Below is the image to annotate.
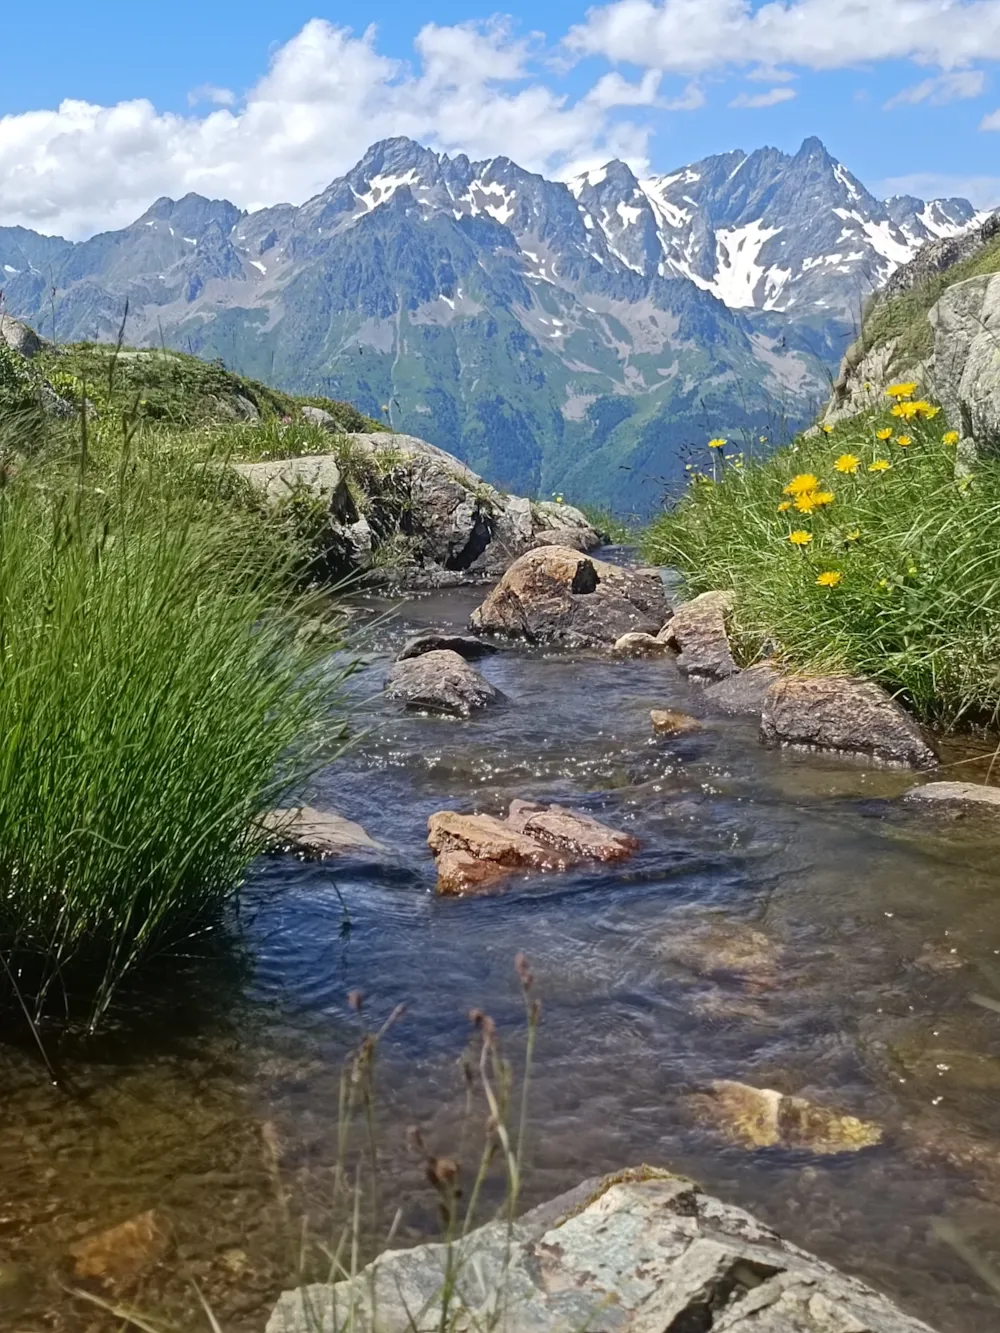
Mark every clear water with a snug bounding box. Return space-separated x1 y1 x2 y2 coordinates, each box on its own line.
3 585 1000 1331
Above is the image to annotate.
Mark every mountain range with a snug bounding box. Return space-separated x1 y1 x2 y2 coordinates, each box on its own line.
0 136 986 511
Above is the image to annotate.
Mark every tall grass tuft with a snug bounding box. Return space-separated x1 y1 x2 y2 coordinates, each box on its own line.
0 447 348 1031
643 397 1000 729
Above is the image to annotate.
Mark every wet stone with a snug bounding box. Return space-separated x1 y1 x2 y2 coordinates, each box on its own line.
384 649 505 717
262 806 384 859
703 662 782 716
692 1080 883 1154
396 632 498 662
660 590 738 679
69 1210 170 1290
612 631 669 657
650 708 701 736
904 781 1000 811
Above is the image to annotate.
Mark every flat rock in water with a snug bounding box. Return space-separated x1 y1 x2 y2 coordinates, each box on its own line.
904 781 1000 810
267 1168 935 1333
470 546 670 647
613 631 669 656
703 662 782 715
262 806 384 859
396 632 497 662
692 1079 883 1154
650 708 701 735
384 649 504 717
660 590 737 679
427 800 636 894
760 675 937 768
69 1211 169 1290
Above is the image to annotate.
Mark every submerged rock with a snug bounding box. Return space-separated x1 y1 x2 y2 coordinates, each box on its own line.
427 800 637 895
703 662 782 715
396 632 498 662
470 546 670 647
660 590 737 679
650 708 701 736
903 780 1000 810
262 806 384 859
760 675 936 768
69 1210 169 1290
385 649 504 718
693 1080 883 1154
267 1168 935 1333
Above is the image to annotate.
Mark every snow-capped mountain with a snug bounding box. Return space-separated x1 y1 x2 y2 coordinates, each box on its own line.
0 136 986 511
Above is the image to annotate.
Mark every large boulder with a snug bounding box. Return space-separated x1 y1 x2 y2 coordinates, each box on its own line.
660 590 737 679
0 313 45 359
396 632 497 662
903 780 1000 811
427 799 637 894
703 662 782 715
384 649 504 718
470 546 670 647
760 675 937 768
929 271 1000 442
267 1169 937 1333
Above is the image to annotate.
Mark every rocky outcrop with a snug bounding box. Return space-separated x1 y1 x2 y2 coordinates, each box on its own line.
262 806 385 859
760 675 936 768
267 1169 936 1333
427 799 638 894
929 272 1000 442
470 546 670 647
660 590 737 679
234 435 599 586
384 650 504 717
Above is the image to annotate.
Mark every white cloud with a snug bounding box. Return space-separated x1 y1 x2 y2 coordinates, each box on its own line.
877 171 1000 208
567 0 1000 73
0 19 661 239
729 86 797 108
981 108 1000 128
187 84 237 108
884 69 986 107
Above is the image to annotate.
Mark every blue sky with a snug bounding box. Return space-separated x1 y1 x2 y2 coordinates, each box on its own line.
1 0 998 238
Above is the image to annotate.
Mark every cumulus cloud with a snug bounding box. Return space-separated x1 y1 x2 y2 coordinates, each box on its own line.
567 0 1000 72
187 84 237 108
981 107 1000 128
884 69 986 108
729 86 797 108
0 19 673 239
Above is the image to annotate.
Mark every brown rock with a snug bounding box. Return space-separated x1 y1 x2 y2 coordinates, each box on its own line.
469 546 670 647
427 801 637 895
702 662 782 715
613 631 669 656
760 675 937 767
693 1080 882 1154
650 709 701 735
903 780 1000 809
262 806 384 859
384 649 504 717
508 799 638 861
69 1211 169 1289
396 632 497 662
659 590 737 679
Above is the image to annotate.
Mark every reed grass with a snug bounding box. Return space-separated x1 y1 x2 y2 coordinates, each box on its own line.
642 397 1000 728
0 441 349 1030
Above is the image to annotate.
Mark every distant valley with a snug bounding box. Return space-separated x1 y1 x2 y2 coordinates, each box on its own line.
0 136 986 512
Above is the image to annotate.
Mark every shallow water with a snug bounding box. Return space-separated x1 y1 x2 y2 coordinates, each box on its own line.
4 583 1000 1331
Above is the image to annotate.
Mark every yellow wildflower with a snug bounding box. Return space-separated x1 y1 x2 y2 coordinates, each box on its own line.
878 578 891 590
708 437 726 449
783 472 820 495
777 500 792 512
821 422 835 433
816 570 842 587
895 435 912 447
886 382 917 399
891 401 917 419
845 528 861 542
834 453 860 474
812 491 835 507
875 428 892 441
907 565 918 577
788 530 813 545
869 459 891 472
794 492 818 514
943 430 959 445
918 403 939 418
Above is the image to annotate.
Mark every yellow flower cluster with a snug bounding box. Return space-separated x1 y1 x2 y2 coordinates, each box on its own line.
885 382 917 399
943 430 959 446
781 472 833 514
890 399 939 421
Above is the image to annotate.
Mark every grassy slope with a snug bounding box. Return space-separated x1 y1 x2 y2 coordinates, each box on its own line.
643 402 1000 728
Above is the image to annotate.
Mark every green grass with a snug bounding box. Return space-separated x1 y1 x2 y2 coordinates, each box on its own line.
642 403 1000 729
0 440 349 1031
850 231 1000 376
